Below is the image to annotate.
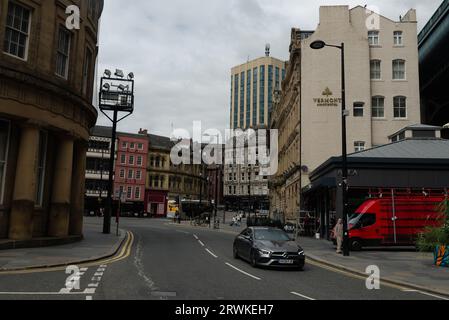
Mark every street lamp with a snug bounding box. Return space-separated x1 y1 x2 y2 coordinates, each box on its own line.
99 69 135 234
310 40 350 256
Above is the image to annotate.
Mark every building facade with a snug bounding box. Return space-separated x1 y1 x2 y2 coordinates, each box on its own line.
85 126 112 215
270 29 312 222
145 133 172 217
0 0 103 241
230 51 287 130
223 138 270 213
114 132 149 214
269 5 422 223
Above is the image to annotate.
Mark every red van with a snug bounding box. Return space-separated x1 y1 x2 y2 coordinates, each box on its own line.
347 194 445 250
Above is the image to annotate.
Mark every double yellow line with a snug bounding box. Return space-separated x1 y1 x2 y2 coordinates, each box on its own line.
0 231 134 275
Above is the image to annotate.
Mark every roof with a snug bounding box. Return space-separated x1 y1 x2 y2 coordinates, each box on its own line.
311 138 449 180
90 125 112 138
388 123 442 138
351 139 449 159
149 134 174 150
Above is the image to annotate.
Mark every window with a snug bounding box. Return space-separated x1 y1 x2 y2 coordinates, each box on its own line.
228 186 232 195
138 143 143 150
129 155 134 165
120 154 126 164
136 170 142 180
55 27 71 78
240 72 245 128
370 60 381 80
135 187 141 200
354 141 365 153
368 31 379 45
260 65 266 124
119 186 124 196
119 169 125 179
353 102 364 117
246 69 251 128
127 170 133 179
393 60 405 80
394 31 403 46
122 142 127 149
137 156 143 166
127 186 132 199
130 142 135 149
0 122 9 204
253 68 258 126
82 48 93 96
393 96 407 118
372 96 385 118
4 2 31 59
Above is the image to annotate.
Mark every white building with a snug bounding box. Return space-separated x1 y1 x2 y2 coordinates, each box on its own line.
300 5 421 188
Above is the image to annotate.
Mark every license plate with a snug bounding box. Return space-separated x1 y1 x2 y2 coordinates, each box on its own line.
279 259 294 265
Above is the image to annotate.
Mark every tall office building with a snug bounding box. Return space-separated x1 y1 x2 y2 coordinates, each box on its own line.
230 48 287 130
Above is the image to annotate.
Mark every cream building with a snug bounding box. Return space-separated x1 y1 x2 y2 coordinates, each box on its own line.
270 5 422 221
230 50 287 129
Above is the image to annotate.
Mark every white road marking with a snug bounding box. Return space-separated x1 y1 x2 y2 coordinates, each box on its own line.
86 296 93 300
88 283 99 288
193 235 199 240
94 272 104 276
225 263 261 281
198 240 205 247
402 289 449 300
291 291 316 301
205 249 218 258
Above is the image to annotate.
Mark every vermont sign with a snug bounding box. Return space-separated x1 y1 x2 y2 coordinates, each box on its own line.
313 87 342 107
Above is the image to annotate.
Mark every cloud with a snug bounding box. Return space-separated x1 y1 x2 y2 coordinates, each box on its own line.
96 0 442 138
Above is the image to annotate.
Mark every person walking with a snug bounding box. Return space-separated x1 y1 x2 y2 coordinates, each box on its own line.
334 219 344 254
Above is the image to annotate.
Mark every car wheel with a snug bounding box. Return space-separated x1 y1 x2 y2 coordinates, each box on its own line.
350 239 363 251
250 250 258 268
233 246 239 259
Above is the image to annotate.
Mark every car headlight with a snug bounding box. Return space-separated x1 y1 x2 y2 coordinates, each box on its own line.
258 249 271 256
298 250 305 256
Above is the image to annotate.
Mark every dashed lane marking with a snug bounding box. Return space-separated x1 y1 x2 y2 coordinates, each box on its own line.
198 240 205 247
205 249 218 259
291 291 316 301
225 263 261 281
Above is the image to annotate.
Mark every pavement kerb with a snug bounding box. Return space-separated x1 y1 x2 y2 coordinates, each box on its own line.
169 221 449 299
0 228 128 273
305 252 449 299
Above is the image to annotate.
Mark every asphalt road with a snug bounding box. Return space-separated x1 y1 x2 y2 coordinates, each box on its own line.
0 218 446 301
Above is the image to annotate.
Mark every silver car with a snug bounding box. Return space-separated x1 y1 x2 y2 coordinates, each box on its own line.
233 227 305 270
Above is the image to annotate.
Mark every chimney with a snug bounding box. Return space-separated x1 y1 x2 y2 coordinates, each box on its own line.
139 128 148 135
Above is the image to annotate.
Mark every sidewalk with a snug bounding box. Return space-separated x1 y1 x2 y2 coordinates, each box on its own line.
0 217 126 271
299 237 449 297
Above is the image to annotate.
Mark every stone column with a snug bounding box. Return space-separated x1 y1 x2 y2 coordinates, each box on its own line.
48 136 74 237
8 125 40 241
69 140 87 236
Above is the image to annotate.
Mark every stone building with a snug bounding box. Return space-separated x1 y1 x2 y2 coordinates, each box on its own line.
270 29 312 222
270 5 422 222
0 0 103 242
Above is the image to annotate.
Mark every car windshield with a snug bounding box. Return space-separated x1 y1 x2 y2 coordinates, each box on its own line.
254 229 290 241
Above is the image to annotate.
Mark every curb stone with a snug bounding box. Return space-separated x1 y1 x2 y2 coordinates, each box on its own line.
0 229 128 273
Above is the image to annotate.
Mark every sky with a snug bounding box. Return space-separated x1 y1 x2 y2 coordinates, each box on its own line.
96 0 443 139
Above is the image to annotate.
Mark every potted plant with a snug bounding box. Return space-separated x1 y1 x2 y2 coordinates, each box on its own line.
417 199 449 267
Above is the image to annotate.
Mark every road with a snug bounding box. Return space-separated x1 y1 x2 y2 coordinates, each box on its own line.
0 218 446 301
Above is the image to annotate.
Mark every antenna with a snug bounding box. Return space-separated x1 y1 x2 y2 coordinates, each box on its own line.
265 43 270 57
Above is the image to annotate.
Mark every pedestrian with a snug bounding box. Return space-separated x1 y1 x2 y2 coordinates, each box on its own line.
176 210 181 224
334 218 344 254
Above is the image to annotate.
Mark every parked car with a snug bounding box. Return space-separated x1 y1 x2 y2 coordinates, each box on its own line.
346 195 445 251
233 227 305 270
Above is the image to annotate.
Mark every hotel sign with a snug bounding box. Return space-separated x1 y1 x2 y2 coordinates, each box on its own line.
313 87 342 107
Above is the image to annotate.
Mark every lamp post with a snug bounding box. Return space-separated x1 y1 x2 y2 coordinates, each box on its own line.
99 69 135 234
310 40 350 256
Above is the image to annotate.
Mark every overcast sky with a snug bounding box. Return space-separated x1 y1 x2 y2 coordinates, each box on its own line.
96 0 443 139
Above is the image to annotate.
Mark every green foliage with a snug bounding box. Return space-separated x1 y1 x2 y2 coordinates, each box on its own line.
417 199 449 252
